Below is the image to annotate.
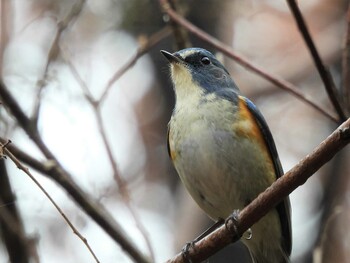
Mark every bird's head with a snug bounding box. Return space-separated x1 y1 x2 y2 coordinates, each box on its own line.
161 48 238 97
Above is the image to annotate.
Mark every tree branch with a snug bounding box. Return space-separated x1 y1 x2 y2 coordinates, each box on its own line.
0 159 34 263
32 0 86 124
99 26 171 104
0 82 150 263
158 0 339 123
286 0 347 122
342 2 350 115
63 50 155 261
166 118 350 263
1 141 100 263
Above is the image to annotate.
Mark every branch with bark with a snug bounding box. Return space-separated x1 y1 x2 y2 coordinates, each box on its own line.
166 118 350 263
158 0 340 123
0 80 151 263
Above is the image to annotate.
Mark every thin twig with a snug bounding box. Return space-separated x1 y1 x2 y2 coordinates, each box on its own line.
64 52 155 261
158 0 339 123
166 118 350 263
94 108 155 261
342 2 350 116
0 82 150 263
33 0 86 124
1 141 100 263
167 0 190 50
98 26 171 104
286 0 347 122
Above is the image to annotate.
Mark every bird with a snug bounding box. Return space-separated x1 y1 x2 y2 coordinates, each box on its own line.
161 48 292 263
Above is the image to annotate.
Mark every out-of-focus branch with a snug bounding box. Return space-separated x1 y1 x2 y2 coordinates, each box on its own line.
167 0 190 50
95 108 155 261
1 141 100 263
286 0 347 122
33 0 86 124
64 50 156 260
99 26 171 104
342 2 350 115
0 82 150 263
0 80 57 161
0 158 34 263
63 27 174 258
43 0 86 65
158 0 339 123
166 118 350 263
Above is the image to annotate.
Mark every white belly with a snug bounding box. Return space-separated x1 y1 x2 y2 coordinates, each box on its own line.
171 125 273 219
169 105 286 262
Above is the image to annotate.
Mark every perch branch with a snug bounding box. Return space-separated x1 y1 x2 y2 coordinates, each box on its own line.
166 118 350 262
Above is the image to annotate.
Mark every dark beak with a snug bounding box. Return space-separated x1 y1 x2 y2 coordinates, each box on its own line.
160 50 183 64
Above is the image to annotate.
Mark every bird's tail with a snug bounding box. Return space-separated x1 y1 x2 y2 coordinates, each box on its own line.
249 248 290 263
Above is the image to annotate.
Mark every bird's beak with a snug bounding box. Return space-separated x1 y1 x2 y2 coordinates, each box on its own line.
160 50 184 64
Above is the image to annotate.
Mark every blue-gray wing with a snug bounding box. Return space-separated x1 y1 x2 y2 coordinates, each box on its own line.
243 96 292 256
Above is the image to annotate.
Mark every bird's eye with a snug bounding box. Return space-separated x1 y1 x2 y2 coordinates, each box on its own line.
201 57 211 65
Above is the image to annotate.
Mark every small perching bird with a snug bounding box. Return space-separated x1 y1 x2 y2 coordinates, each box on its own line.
161 48 292 263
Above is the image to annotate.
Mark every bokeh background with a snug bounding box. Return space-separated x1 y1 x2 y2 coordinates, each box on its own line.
0 0 349 262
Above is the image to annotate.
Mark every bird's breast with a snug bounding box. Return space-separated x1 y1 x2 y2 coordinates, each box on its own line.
169 98 275 220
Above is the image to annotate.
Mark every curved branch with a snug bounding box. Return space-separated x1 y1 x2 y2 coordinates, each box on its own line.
1 142 100 263
166 118 350 262
0 82 150 263
158 0 339 123
286 0 347 122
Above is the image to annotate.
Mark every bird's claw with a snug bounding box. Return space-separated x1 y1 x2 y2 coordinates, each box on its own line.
181 241 195 263
225 210 253 241
225 209 241 241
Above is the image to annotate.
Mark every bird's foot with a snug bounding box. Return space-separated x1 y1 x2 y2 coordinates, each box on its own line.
225 209 242 241
181 241 195 263
225 210 253 241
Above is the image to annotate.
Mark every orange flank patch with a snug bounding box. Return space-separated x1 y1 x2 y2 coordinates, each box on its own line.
233 97 277 183
234 97 271 160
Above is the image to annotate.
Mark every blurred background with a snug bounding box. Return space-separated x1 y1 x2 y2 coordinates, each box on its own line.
0 0 349 262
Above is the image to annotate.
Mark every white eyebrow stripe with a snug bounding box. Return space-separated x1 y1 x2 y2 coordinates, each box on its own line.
179 49 197 59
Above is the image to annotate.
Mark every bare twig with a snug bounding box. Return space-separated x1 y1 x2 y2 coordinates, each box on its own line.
1 141 100 263
32 0 86 124
167 0 190 50
158 0 339 123
286 0 347 122
0 157 34 263
94 108 155 261
63 50 155 261
342 2 350 115
98 26 171 104
0 82 150 263
166 118 350 263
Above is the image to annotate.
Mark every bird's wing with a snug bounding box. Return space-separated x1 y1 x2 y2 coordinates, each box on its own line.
240 95 292 256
